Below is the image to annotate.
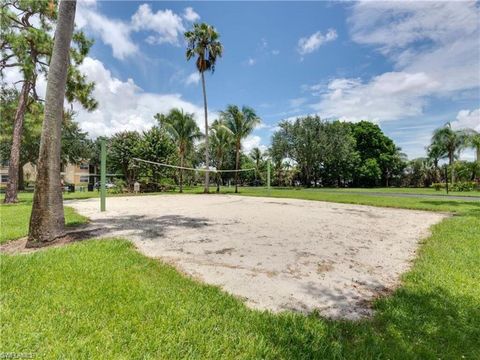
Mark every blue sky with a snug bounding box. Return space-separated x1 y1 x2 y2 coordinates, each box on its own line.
67 1 480 159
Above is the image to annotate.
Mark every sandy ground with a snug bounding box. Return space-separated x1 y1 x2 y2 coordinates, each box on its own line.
67 194 446 319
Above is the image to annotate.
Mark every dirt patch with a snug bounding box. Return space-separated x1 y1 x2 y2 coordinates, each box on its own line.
0 227 104 255
317 260 335 274
64 194 447 319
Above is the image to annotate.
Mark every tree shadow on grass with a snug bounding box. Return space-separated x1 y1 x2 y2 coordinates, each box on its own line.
419 200 480 216
252 286 480 359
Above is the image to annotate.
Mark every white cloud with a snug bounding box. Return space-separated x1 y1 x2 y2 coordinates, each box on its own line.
185 72 200 86
246 58 256 66
255 122 269 130
2 64 48 100
349 1 480 95
350 1 478 55
183 7 200 22
312 72 439 122
297 29 337 55
242 135 267 153
73 58 212 137
76 3 137 60
451 108 480 132
131 4 185 45
311 1 479 123
76 2 196 59
271 49 280 56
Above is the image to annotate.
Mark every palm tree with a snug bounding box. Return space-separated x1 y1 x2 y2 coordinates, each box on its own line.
427 142 444 183
162 109 201 193
185 23 223 193
466 130 480 180
467 130 480 164
210 121 233 192
250 147 263 184
221 105 260 193
28 0 77 246
431 122 467 184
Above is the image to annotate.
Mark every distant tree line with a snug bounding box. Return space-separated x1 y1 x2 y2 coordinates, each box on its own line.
4 97 478 193
270 117 406 187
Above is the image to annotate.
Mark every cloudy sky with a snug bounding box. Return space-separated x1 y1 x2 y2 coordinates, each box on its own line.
9 0 480 158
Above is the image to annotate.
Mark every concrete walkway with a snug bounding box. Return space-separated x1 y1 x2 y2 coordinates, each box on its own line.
322 191 480 202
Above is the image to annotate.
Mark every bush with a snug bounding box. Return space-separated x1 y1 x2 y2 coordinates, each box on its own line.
451 181 476 192
138 178 176 193
432 183 445 191
108 179 127 194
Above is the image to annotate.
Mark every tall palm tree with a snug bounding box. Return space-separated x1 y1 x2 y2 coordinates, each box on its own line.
162 109 201 193
185 23 223 193
250 147 263 184
427 142 444 183
467 130 480 164
431 122 467 184
221 105 260 193
466 130 480 180
210 121 233 192
28 0 77 246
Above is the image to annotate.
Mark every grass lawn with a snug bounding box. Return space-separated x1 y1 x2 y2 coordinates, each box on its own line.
1 189 479 358
0 203 87 245
303 186 480 197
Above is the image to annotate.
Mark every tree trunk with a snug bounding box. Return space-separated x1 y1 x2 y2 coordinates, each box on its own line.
216 158 222 193
28 0 76 246
234 141 240 193
449 152 455 184
4 81 30 203
179 153 184 193
201 71 209 193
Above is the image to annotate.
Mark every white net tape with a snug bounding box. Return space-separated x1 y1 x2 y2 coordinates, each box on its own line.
132 158 255 173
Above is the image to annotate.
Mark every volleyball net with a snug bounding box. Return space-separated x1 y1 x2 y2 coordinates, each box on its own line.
132 158 256 174
131 157 258 192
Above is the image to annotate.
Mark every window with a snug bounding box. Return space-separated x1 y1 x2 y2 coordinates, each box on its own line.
79 163 89 170
79 176 89 183
1 175 9 183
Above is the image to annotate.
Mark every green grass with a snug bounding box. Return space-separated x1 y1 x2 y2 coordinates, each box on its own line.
0 203 87 245
1 188 479 358
302 186 480 197
182 185 480 197
230 187 480 215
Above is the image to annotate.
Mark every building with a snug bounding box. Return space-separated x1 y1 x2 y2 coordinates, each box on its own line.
0 165 9 185
0 161 99 189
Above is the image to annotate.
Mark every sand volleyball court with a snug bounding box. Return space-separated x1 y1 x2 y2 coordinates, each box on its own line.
68 194 446 319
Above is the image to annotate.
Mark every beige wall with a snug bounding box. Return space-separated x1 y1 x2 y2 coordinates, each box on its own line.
0 165 8 184
23 163 37 184
64 163 91 184
0 162 94 185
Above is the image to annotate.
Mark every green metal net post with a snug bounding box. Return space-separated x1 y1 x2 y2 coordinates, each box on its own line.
100 139 106 212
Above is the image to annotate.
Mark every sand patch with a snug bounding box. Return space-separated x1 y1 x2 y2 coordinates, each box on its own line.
67 194 446 319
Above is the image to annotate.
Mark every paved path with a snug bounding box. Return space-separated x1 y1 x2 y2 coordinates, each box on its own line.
322 191 480 202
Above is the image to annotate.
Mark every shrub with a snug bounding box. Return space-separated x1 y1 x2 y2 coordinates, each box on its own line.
108 179 127 194
451 181 476 192
432 183 445 191
138 178 176 193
